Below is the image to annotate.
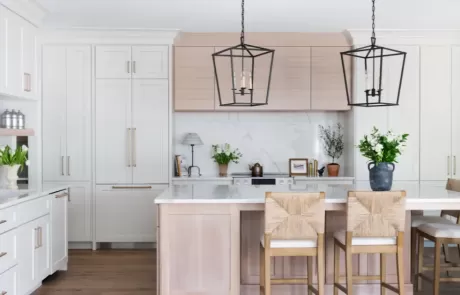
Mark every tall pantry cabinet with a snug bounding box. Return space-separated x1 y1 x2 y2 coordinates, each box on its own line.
42 45 92 243
95 45 169 243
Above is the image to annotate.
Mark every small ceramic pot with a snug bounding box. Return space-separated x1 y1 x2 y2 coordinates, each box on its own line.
368 162 395 191
327 163 340 177
219 164 229 177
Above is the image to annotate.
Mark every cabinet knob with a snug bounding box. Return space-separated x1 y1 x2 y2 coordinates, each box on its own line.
0 252 7 258
0 220 6 225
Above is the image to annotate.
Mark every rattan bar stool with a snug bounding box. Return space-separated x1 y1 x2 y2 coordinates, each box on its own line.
260 191 326 295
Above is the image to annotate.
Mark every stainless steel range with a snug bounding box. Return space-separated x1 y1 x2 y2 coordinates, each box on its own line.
232 173 294 185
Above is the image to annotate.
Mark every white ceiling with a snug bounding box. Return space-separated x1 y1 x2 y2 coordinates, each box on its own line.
35 0 460 32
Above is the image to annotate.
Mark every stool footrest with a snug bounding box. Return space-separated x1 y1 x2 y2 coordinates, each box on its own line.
381 282 399 293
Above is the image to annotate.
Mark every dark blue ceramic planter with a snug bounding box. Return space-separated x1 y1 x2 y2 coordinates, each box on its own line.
368 162 395 191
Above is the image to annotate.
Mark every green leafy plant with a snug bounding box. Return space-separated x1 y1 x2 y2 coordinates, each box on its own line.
319 123 344 164
357 127 408 164
0 145 29 171
211 143 242 165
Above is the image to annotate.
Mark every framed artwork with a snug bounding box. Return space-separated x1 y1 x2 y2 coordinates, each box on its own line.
289 158 309 176
175 155 188 176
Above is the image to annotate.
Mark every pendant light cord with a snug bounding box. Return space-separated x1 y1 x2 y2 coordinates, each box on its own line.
240 0 245 44
371 0 376 45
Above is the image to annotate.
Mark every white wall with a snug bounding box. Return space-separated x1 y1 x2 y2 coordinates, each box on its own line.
174 112 348 176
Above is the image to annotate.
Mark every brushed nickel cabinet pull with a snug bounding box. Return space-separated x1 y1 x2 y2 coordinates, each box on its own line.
0 252 7 258
34 228 39 249
448 156 451 175
0 220 6 225
29 73 32 92
455 156 457 175
132 128 137 167
55 192 68 198
127 128 132 167
127 61 130 73
67 156 70 176
23 73 27 91
133 61 136 73
39 227 42 248
61 156 65 176
111 186 152 190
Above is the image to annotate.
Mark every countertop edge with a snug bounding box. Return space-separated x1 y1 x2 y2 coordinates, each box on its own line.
0 185 69 209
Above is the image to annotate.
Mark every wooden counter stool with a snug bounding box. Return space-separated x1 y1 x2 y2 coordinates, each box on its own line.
333 191 406 295
260 192 326 295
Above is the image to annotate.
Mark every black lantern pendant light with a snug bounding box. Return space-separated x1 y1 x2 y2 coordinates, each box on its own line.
340 0 407 107
212 0 275 107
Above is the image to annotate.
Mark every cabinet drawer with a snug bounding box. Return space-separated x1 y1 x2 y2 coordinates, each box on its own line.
0 229 17 274
0 206 17 235
17 196 50 225
0 265 17 295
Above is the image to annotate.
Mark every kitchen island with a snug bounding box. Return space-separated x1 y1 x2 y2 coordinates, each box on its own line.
156 183 460 295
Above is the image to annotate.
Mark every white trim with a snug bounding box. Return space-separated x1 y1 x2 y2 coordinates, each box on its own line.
347 29 460 45
0 0 47 27
40 28 180 45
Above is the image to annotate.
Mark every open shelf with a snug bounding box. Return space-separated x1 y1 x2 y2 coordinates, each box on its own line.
0 128 35 136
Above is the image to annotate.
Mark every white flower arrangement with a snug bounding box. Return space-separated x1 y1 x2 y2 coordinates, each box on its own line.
357 127 408 164
211 143 242 165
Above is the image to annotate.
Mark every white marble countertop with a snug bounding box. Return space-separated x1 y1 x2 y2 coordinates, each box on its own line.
293 176 355 181
0 185 68 209
155 183 460 210
172 176 233 181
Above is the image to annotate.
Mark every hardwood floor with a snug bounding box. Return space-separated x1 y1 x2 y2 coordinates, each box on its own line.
33 249 460 295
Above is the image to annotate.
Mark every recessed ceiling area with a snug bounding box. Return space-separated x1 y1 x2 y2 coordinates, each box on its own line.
36 0 460 32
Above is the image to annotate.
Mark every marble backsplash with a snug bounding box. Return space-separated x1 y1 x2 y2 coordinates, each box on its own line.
173 112 348 176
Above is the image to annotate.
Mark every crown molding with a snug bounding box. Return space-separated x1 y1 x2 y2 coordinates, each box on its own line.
0 0 47 27
346 29 460 45
40 27 181 45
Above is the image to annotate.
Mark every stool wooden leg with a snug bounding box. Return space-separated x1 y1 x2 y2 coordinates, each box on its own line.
333 242 339 295
307 257 313 295
345 247 353 295
380 253 386 295
411 228 416 280
396 241 405 295
417 234 424 292
433 240 441 295
260 244 264 294
317 235 325 295
264 251 271 295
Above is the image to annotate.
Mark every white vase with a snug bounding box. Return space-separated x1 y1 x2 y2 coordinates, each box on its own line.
6 165 20 190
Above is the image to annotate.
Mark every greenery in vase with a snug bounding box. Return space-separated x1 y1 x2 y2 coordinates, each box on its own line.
357 127 408 164
0 145 29 171
318 123 344 164
211 143 242 165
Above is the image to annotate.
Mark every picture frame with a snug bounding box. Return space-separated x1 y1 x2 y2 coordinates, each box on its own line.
175 155 188 177
289 158 309 176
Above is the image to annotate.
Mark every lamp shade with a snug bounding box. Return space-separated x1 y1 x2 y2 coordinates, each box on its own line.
182 133 203 145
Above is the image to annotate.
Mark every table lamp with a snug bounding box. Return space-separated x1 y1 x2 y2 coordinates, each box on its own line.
182 133 203 177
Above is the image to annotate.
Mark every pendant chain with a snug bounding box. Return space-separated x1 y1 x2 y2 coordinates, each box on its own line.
371 0 376 44
240 0 245 44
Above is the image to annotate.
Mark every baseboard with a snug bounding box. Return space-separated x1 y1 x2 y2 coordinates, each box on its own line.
241 283 414 295
69 242 93 249
97 242 157 249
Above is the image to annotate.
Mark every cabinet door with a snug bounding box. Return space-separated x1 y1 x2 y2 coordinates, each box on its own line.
42 46 67 182
0 266 18 295
21 21 37 99
132 46 168 79
420 46 452 180
174 47 215 110
43 182 92 242
96 185 166 242
3 8 22 96
95 79 132 184
132 79 169 184
51 191 68 273
17 220 39 295
452 47 460 178
311 47 351 110
35 215 50 281
95 46 131 79
66 46 91 181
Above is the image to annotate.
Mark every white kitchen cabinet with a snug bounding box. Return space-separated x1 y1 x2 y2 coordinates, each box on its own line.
132 46 168 79
51 191 68 272
420 46 452 181
132 79 169 184
43 45 91 182
35 214 51 281
95 184 166 242
3 6 22 96
451 46 460 179
0 266 18 295
20 20 37 99
354 45 420 181
0 228 17 274
44 182 91 242
96 46 131 79
95 79 132 184
17 219 39 295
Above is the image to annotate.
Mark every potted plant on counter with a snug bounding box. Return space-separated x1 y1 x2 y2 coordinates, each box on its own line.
319 123 344 177
211 143 242 177
357 127 408 191
0 145 29 189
